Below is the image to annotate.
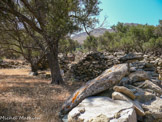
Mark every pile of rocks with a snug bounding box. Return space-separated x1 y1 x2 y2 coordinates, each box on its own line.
143 54 162 80
0 59 26 69
61 53 162 122
66 52 120 82
66 52 162 82
59 57 70 73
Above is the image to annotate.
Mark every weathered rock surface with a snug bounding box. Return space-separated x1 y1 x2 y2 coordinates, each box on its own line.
138 80 162 96
113 86 136 100
126 85 156 103
61 52 162 122
67 52 116 82
112 92 145 116
119 53 143 63
67 97 136 122
60 63 129 116
129 71 150 83
141 97 162 122
64 52 161 82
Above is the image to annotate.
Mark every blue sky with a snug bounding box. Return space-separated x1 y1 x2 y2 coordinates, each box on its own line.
98 0 162 28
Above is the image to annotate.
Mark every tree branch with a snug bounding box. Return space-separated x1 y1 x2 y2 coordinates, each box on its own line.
0 6 42 34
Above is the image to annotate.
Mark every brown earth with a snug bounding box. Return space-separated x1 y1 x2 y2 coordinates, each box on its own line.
0 68 84 122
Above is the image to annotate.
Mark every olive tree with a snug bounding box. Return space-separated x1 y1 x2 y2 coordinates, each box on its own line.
0 0 101 84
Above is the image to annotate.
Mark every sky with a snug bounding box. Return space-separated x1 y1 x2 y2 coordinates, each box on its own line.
98 0 162 28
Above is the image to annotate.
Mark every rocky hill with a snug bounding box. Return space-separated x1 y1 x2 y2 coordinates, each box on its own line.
71 28 114 44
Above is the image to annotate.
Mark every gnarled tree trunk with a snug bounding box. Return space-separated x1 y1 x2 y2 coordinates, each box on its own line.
47 40 64 85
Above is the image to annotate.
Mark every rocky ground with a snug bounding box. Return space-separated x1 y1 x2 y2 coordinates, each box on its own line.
65 52 162 82
61 53 162 122
0 52 161 122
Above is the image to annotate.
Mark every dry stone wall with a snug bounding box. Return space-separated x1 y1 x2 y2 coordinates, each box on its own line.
65 52 162 82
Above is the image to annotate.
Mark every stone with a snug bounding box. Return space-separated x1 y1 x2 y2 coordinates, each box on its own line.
129 71 150 83
119 77 130 86
110 108 137 122
94 88 114 98
112 92 145 116
29 71 38 76
119 53 143 63
60 63 129 116
150 79 161 87
126 85 156 103
89 114 110 122
143 67 155 71
144 63 154 68
67 97 136 122
113 86 136 100
132 81 145 87
151 72 159 77
138 80 162 97
159 72 162 80
141 97 162 122
67 52 115 82
158 59 162 66
130 67 137 72
78 108 85 113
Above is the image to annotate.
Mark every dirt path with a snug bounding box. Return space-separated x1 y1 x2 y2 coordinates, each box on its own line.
0 68 82 122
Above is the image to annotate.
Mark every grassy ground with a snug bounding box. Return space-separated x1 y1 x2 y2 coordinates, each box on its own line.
0 68 83 122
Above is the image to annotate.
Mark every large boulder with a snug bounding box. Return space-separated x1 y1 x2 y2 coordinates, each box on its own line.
67 97 137 122
60 63 129 116
112 92 145 116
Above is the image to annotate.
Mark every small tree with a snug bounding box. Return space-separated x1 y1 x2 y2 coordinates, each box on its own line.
0 15 45 74
97 31 114 51
59 38 79 56
119 36 134 53
83 36 98 52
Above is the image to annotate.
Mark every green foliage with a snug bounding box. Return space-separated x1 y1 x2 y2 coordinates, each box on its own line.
83 21 162 55
119 36 134 53
59 38 79 54
83 36 98 51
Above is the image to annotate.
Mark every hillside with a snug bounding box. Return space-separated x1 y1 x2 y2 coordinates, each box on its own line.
71 28 114 44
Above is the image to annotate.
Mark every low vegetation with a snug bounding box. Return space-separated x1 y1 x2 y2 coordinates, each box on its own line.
83 21 162 55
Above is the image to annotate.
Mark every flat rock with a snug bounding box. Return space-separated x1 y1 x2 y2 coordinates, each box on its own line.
110 108 137 122
142 97 162 122
129 71 150 83
144 63 154 68
113 86 136 100
119 53 143 63
112 92 145 116
125 85 156 103
130 67 137 72
119 77 129 86
68 96 136 122
138 80 162 96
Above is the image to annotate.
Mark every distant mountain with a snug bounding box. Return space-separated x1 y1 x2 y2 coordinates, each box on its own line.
71 23 140 44
72 28 114 44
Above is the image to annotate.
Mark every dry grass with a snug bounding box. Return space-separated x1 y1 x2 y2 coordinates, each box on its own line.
0 68 84 122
